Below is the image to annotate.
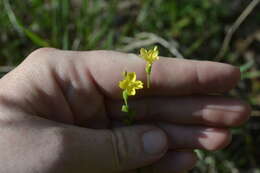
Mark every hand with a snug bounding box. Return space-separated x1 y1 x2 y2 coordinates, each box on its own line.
0 48 250 173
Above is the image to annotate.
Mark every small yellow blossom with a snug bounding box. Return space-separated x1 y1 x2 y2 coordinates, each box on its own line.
119 71 143 125
119 72 143 96
140 46 159 65
139 46 160 88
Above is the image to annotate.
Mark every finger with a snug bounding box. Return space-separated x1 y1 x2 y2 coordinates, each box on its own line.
111 121 231 151
140 151 197 173
153 151 197 173
0 108 167 173
83 50 240 98
158 123 232 151
61 124 168 172
107 96 251 127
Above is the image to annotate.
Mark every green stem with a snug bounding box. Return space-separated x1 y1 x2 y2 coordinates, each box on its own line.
122 90 135 125
123 90 128 107
146 64 152 89
147 72 150 88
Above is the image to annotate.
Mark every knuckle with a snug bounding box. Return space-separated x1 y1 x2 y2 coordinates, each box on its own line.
27 47 57 61
111 131 126 170
110 129 127 171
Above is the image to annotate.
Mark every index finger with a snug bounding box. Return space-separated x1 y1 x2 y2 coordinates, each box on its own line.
83 51 240 98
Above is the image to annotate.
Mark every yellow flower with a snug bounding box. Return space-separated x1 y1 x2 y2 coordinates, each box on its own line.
140 46 159 65
119 72 143 96
139 46 160 88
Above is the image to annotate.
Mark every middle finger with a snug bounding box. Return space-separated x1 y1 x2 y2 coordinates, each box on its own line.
107 96 250 127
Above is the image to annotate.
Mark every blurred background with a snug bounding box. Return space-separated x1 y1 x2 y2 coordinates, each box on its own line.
0 0 259 172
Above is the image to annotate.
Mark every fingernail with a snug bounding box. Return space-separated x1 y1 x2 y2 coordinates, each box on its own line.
142 130 167 155
206 102 249 112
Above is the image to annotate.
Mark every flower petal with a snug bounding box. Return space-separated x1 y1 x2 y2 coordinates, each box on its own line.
119 71 143 96
140 48 147 57
127 88 136 96
152 51 159 59
128 72 136 82
119 80 128 89
134 81 143 89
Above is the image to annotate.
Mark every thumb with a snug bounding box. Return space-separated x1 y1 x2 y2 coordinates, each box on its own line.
61 125 168 173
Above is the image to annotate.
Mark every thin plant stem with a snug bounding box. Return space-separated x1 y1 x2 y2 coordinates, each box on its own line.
123 90 128 107
147 72 150 88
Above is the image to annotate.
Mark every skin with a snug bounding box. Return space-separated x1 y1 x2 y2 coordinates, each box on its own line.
0 48 251 173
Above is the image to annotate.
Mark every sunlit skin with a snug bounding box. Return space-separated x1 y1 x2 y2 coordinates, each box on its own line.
0 48 251 173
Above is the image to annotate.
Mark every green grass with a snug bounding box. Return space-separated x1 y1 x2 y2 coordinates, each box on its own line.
1 0 260 172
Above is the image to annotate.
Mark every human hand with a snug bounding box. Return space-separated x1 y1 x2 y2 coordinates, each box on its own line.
0 48 250 173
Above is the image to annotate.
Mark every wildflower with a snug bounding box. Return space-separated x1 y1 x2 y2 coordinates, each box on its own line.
140 46 159 88
119 72 143 96
140 46 159 64
118 71 143 125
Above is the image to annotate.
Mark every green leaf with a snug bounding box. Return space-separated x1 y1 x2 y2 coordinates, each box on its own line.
194 149 204 160
240 61 254 73
23 28 50 47
242 71 260 79
3 0 49 47
121 105 129 113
